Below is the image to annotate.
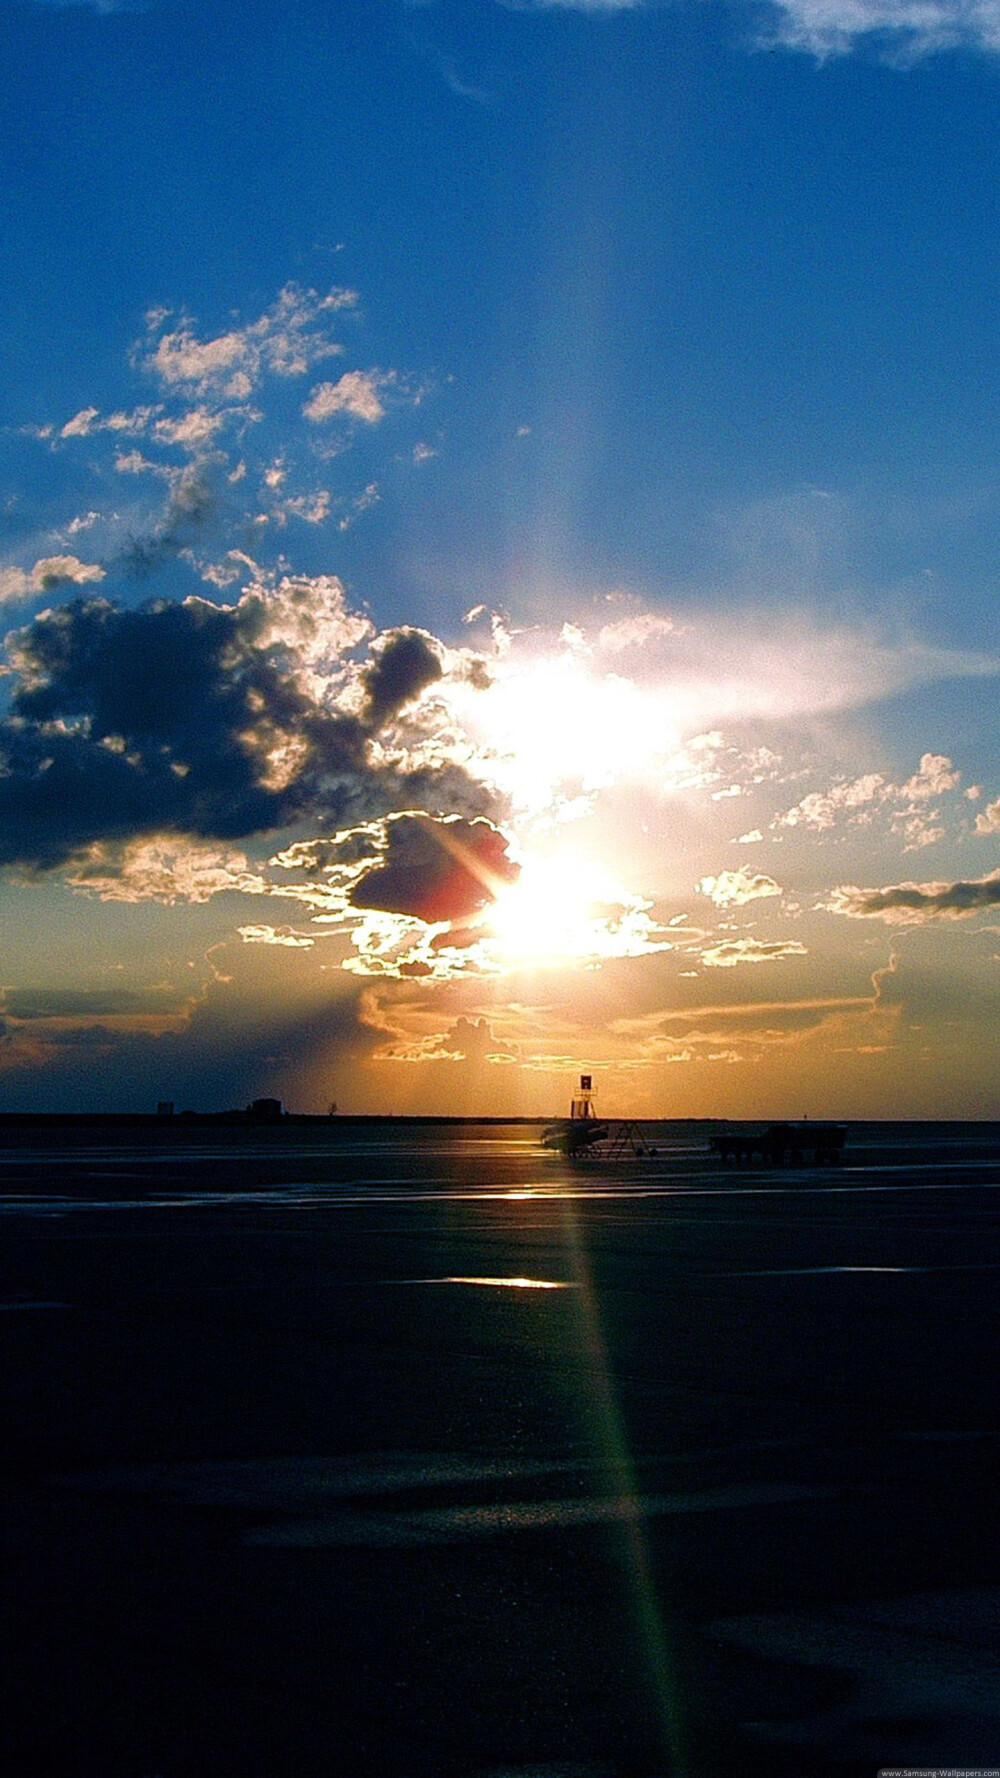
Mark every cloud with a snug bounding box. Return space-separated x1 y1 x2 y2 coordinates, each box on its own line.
699 938 809 967
902 752 961 800
61 407 101 437
757 0 1000 59
237 924 315 949
0 579 496 872
60 405 164 443
374 1011 519 1066
145 285 356 402
827 869 1000 922
3 987 189 1020
117 454 239 576
597 611 677 652
279 491 331 525
303 370 386 424
270 829 381 874
777 772 888 831
64 839 269 904
114 449 162 477
620 993 869 1037
444 601 996 822
0 555 105 605
361 627 444 730
29 282 414 593
496 0 644 10
775 754 967 848
0 946 395 1113
974 796 1000 834
697 868 782 907
337 482 380 532
349 814 519 924
502 0 1000 49
446 1016 518 1060
152 408 227 448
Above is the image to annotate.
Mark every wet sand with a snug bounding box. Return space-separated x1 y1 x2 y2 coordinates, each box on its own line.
2 1121 1000 1776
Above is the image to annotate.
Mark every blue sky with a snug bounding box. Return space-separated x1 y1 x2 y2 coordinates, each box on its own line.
1 0 998 1113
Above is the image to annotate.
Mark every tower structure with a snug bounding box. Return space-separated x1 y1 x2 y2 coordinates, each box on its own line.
570 1073 595 1121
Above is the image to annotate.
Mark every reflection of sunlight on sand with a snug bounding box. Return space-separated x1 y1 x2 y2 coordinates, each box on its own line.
437 1275 570 1289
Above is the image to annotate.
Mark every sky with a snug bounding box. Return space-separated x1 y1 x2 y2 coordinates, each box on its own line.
1 0 999 1117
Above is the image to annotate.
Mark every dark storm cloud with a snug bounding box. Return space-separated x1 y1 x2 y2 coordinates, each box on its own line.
831 871 1000 920
361 627 443 730
392 759 506 820
445 1017 517 1062
350 814 519 924
0 972 388 1113
4 987 188 1018
0 594 494 870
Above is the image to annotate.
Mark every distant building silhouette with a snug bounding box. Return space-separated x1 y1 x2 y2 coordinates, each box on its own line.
247 1097 284 1121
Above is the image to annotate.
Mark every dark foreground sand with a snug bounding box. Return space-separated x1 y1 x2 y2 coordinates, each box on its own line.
2 1121 1000 1777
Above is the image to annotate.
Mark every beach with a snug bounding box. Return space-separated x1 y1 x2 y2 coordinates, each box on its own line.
3 1120 1000 1776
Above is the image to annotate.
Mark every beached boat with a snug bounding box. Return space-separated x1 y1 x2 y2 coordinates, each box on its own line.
541 1115 610 1156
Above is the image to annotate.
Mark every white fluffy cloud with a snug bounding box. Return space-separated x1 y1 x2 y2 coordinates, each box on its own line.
146 284 356 401
759 0 1000 58
774 754 967 848
696 868 782 907
65 841 270 904
902 752 962 800
303 371 386 424
502 0 1000 56
777 772 888 831
499 0 1000 55
27 279 418 594
0 555 105 604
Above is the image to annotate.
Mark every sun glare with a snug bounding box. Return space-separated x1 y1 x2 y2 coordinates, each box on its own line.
448 649 681 816
485 852 665 967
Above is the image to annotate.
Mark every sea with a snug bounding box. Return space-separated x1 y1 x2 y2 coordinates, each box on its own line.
2 1118 1000 1777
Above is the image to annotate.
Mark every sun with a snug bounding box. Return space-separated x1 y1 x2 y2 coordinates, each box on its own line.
484 851 666 967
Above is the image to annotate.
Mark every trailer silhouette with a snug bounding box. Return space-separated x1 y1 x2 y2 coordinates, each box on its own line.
710 1122 847 1167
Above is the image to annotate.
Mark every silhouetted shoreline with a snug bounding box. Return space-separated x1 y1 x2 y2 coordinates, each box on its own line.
0 1110 561 1127
0 1110 997 1130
